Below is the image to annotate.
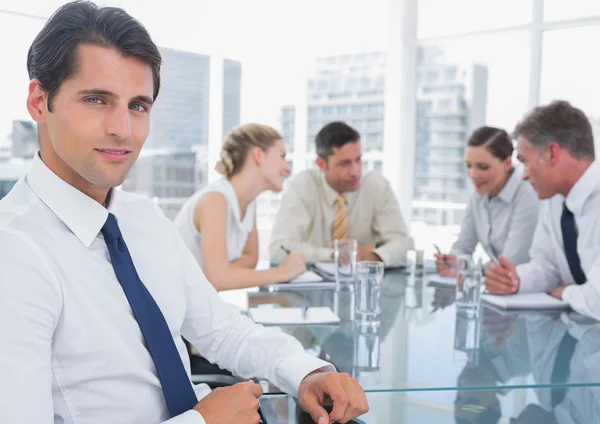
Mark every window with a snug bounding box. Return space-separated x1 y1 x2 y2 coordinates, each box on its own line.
540 26 600 154
544 0 600 21
414 32 529 209
418 0 533 38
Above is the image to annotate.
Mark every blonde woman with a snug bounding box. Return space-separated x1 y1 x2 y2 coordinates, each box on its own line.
174 123 307 290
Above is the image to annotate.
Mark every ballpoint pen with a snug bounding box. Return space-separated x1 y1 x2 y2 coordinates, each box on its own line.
433 244 452 270
302 305 308 320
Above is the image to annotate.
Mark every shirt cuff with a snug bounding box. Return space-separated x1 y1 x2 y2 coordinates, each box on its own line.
275 353 335 397
562 284 577 304
372 245 391 266
164 410 206 424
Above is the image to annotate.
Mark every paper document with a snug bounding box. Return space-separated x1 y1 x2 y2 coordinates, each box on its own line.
482 292 569 310
248 306 340 325
290 270 324 284
426 274 458 287
313 262 336 276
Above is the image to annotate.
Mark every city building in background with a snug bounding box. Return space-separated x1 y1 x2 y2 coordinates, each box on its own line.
146 48 241 151
277 47 488 226
10 120 38 159
413 46 488 225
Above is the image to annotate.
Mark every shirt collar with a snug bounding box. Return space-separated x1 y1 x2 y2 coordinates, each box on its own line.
25 151 109 247
565 160 600 215
496 167 523 204
319 171 356 207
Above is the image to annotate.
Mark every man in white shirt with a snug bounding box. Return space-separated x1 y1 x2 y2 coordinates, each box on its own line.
485 100 600 320
0 2 368 424
269 121 413 267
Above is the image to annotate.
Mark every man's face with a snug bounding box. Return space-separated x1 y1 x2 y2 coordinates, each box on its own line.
28 44 154 199
516 136 557 199
319 141 362 193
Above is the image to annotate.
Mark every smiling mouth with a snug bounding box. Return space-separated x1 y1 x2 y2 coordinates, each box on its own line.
95 148 131 155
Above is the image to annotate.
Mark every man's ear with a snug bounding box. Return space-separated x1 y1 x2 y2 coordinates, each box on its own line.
316 156 328 172
27 79 49 123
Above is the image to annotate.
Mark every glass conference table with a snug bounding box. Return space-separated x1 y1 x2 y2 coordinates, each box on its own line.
248 268 600 399
260 385 600 423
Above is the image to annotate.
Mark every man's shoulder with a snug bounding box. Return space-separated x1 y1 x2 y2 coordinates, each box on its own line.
359 171 392 194
0 179 41 231
287 168 321 188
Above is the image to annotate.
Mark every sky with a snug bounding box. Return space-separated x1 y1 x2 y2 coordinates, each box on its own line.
0 0 599 143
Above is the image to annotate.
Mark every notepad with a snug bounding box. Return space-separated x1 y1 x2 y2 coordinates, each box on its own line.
314 262 336 277
290 270 324 284
482 292 569 310
426 274 458 287
248 306 340 325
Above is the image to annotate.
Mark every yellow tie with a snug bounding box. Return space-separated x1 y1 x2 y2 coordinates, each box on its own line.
332 195 349 241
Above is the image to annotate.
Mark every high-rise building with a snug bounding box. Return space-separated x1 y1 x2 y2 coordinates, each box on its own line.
279 48 488 225
146 47 241 150
10 120 38 159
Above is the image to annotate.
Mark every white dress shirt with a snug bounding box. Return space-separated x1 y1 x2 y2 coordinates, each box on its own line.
516 161 600 318
451 167 540 265
173 178 256 270
269 169 414 267
0 154 331 424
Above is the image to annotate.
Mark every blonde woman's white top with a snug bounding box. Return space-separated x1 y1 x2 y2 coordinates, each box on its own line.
174 178 256 270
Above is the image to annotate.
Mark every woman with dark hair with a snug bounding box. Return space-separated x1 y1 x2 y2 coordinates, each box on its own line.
436 126 540 276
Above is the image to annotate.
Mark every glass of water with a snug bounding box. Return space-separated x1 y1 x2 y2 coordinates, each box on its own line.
334 238 358 291
455 254 483 311
355 260 384 328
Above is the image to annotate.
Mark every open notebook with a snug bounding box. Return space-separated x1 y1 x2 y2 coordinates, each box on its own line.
482 292 569 310
248 306 340 325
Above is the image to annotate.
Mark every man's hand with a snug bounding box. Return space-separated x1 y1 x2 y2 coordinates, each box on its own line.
485 255 520 294
551 284 567 300
194 381 263 424
434 254 457 277
357 243 381 262
298 371 369 424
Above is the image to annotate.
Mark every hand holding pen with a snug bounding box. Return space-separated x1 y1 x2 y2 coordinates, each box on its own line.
433 244 457 277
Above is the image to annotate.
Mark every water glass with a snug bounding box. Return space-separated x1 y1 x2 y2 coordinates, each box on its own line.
334 238 358 291
355 261 384 328
455 254 483 310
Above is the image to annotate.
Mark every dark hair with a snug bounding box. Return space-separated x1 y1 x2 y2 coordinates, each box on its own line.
468 126 513 161
315 121 360 159
513 100 595 161
27 0 162 112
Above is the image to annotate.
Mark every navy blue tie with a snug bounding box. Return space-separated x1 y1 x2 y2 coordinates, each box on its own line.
561 204 586 285
101 213 197 417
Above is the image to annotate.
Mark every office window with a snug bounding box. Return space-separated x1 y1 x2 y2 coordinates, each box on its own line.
544 0 600 21
418 0 533 38
540 26 600 153
414 31 530 219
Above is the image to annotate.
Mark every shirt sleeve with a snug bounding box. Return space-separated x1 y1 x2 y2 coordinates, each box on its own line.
175 226 334 397
0 229 62 424
450 196 478 256
562 257 600 321
499 187 540 265
371 177 414 267
516 202 562 293
268 180 334 264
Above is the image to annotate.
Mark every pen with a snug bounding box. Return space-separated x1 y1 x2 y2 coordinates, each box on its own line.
302 305 308 320
280 245 291 255
433 244 452 270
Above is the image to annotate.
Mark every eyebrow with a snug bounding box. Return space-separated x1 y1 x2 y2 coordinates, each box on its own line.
77 89 154 106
